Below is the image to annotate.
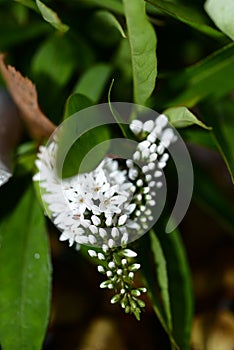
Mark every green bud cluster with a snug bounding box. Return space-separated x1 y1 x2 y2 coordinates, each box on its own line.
88 247 147 320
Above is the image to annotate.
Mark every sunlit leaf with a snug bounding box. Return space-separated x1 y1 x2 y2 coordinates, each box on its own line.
147 0 224 38
123 0 157 105
164 106 211 129
205 0 234 40
36 0 69 32
0 186 51 350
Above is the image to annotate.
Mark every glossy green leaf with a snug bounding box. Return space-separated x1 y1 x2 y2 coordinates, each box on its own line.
150 230 172 330
36 0 69 32
156 224 193 350
164 106 211 129
123 0 157 105
205 0 234 40
0 186 51 350
147 0 224 38
200 97 234 182
31 35 78 87
64 93 93 119
158 43 234 108
73 64 112 103
94 10 126 38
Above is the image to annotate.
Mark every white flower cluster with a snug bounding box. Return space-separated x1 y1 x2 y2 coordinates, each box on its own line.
33 114 176 318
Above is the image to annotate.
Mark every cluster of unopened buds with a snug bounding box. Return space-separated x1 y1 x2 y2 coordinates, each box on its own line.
34 114 176 319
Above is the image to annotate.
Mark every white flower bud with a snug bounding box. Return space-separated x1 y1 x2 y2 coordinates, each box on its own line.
100 280 111 289
91 215 101 226
130 120 143 134
98 252 105 260
88 235 97 244
133 151 141 161
154 170 162 177
136 179 143 187
145 174 152 181
110 294 121 304
88 249 97 257
108 261 115 269
107 270 113 277
148 162 155 170
143 120 154 133
102 244 109 253
99 228 107 238
111 227 119 239
121 258 127 266
121 249 137 258
105 216 112 226
147 133 156 143
108 239 115 248
97 265 105 273
156 114 168 128
118 214 127 226
129 263 141 271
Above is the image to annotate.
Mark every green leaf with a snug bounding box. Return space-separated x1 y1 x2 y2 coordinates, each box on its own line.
205 0 234 40
31 34 78 87
0 22 50 50
13 0 38 11
147 0 224 38
94 10 126 38
57 97 111 177
158 43 234 108
73 63 112 103
123 0 157 105
80 0 124 15
0 186 51 350
64 93 94 119
164 106 211 129
193 163 234 236
139 235 179 349
35 0 69 32
182 128 217 150
149 230 172 330
200 97 234 182
156 224 193 350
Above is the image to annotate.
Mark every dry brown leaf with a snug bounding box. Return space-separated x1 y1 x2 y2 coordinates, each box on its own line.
0 54 56 140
